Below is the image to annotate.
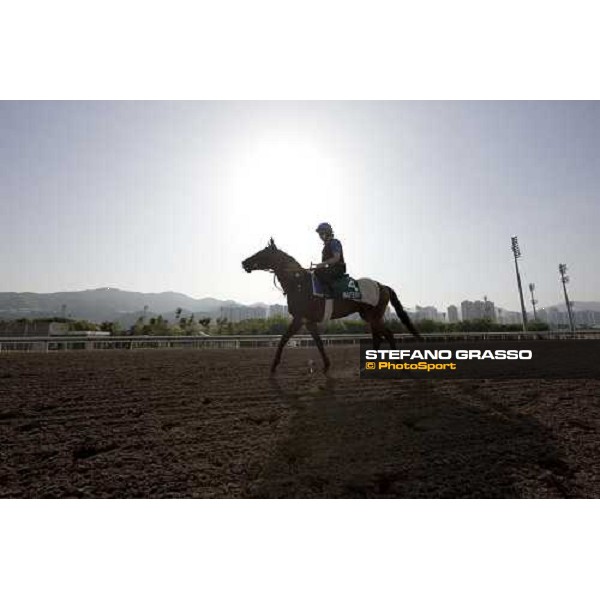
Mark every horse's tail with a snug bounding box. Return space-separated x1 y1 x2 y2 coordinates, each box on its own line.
386 285 422 340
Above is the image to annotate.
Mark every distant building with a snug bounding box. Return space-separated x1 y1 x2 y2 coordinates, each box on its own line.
268 304 290 319
447 305 459 323
461 300 476 320
483 297 496 320
0 321 69 337
537 307 566 328
536 307 600 329
415 305 441 322
460 298 496 321
219 306 267 323
575 310 600 327
496 309 522 325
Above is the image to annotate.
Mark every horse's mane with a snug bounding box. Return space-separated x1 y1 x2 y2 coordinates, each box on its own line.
273 247 304 271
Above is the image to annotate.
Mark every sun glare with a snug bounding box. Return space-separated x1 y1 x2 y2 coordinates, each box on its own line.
224 133 344 241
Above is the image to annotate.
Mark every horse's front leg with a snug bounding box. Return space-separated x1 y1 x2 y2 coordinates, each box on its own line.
271 317 303 373
305 321 331 373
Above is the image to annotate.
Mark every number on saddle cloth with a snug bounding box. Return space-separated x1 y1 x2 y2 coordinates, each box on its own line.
311 272 362 300
335 275 362 300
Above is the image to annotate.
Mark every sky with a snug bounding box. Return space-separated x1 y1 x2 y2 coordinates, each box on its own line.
1 101 599 311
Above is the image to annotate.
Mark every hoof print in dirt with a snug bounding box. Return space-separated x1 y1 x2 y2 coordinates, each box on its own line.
73 440 117 461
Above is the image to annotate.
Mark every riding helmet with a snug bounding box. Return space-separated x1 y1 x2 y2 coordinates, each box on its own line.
316 222 333 234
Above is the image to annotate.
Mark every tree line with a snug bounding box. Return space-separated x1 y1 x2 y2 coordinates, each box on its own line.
2 313 550 336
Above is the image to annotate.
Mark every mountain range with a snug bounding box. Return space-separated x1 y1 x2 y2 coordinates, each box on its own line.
0 288 262 327
0 288 598 326
536 301 600 313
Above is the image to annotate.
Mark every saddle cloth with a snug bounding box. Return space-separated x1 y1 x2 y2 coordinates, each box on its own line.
311 273 379 306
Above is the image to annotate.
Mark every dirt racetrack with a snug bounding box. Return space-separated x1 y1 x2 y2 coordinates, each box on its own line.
1 345 599 498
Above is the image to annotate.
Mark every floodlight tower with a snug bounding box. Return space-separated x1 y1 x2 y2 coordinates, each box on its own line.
528 283 538 321
511 236 528 331
558 264 575 333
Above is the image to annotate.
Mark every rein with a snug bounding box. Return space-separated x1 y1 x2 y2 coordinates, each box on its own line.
248 248 308 297
266 263 307 296
273 272 284 294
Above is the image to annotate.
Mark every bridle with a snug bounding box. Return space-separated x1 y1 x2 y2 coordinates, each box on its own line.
273 271 284 294
250 264 306 297
246 248 308 296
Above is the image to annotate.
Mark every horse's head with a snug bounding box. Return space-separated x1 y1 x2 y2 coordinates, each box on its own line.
242 238 281 273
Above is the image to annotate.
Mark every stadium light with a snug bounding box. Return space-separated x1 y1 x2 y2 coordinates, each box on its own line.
511 236 521 258
511 236 528 331
528 283 538 321
559 264 575 333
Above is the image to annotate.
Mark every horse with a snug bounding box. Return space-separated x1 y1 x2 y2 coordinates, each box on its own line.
241 238 421 373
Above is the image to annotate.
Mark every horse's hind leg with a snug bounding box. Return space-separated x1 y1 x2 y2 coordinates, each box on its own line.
361 308 382 351
382 325 396 350
370 317 396 350
370 320 384 351
375 292 396 349
372 329 383 351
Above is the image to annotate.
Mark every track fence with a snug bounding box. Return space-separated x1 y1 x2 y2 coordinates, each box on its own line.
1 331 599 353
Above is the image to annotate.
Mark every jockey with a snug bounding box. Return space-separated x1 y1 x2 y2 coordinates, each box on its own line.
314 222 347 292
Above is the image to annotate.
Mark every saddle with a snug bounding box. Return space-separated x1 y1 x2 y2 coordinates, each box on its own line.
311 272 362 300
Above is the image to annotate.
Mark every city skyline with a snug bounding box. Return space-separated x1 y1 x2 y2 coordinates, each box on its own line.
1 101 599 311
3 285 596 325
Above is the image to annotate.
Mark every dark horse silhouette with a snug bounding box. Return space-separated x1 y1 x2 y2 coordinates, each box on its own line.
242 238 421 373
